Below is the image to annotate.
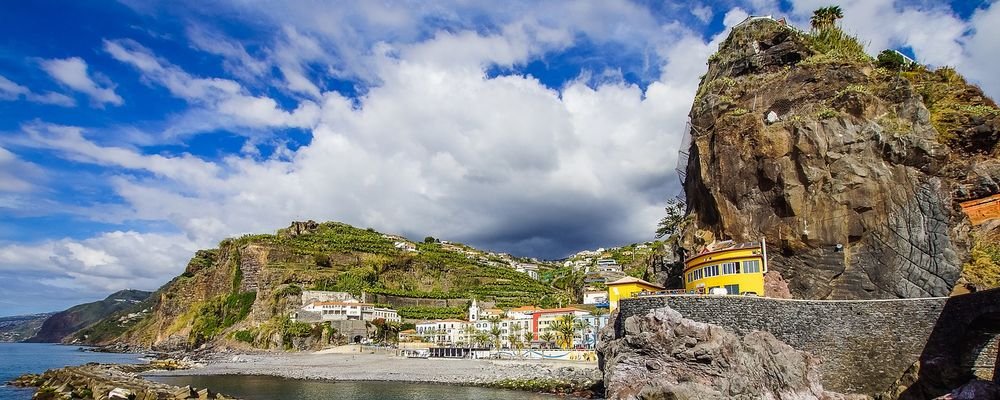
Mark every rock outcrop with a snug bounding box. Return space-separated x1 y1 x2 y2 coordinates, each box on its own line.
681 18 999 299
598 306 850 399
10 362 236 400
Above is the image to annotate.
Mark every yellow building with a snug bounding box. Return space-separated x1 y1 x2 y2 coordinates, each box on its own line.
606 276 665 311
684 242 766 296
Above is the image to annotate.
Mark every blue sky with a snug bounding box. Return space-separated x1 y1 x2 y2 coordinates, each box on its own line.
1 0 998 315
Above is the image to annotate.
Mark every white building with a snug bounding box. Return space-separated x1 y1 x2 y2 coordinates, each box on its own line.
514 262 540 279
415 319 471 345
300 300 400 323
596 259 621 273
582 290 608 305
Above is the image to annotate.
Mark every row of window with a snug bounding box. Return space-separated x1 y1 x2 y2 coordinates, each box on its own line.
686 260 761 283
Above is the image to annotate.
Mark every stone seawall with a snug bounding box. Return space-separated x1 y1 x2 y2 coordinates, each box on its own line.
618 295 948 395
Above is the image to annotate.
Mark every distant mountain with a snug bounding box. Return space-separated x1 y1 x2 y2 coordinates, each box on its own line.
24 289 152 343
0 313 54 342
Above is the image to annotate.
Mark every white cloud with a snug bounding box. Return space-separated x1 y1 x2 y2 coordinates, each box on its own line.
0 146 43 193
957 3 1000 99
0 231 199 293
104 38 320 136
691 4 714 23
21 23 708 259
780 0 999 99
0 74 76 107
40 57 123 106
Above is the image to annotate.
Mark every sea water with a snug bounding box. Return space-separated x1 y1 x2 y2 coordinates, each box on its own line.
0 344 580 400
0 343 142 400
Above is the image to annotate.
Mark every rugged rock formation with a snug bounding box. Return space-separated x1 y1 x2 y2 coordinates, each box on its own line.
25 290 151 343
597 307 851 399
681 18 998 299
10 362 236 399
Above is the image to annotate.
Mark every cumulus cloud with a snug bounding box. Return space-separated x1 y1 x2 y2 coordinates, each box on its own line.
0 74 76 107
40 57 123 106
104 38 320 136
0 231 199 297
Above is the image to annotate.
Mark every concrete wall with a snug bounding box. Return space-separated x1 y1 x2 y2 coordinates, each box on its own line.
618 295 948 395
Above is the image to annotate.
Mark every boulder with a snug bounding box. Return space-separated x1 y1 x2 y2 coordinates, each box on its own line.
598 307 852 399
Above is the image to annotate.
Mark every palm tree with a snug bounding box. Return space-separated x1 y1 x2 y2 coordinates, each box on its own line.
486 316 503 349
474 331 492 348
574 318 591 348
461 324 478 347
810 6 844 31
523 330 535 347
549 315 577 349
540 330 555 348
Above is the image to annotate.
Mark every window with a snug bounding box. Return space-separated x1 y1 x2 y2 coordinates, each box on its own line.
743 260 760 273
687 272 694 283
724 284 740 295
722 262 739 274
693 269 703 281
703 265 719 278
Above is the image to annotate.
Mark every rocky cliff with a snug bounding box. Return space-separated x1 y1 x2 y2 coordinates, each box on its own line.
681 18 999 299
81 221 567 351
25 290 151 343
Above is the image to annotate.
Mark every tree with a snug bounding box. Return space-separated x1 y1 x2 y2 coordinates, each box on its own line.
655 196 686 239
574 318 592 348
549 315 577 349
423 236 436 243
523 330 535 347
539 330 555 348
876 49 915 71
810 6 844 31
461 324 478 347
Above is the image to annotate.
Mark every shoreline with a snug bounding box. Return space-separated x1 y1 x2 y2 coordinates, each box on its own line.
145 351 602 395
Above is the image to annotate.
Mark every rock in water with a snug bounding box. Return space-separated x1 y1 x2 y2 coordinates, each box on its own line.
598 307 849 400
679 17 1000 299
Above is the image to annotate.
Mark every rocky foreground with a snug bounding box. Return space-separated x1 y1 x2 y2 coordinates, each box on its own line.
598 307 862 400
10 361 236 400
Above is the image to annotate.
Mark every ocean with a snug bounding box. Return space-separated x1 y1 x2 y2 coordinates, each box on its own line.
0 343 142 400
1 344 574 399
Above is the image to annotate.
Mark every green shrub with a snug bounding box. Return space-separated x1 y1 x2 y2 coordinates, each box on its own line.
189 291 257 345
817 108 839 119
233 329 255 343
876 49 916 71
803 27 871 65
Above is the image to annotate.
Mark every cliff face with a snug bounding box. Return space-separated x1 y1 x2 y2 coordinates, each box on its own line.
25 290 151 343
682 19 999 299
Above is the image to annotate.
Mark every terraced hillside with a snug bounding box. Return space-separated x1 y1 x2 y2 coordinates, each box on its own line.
80 221 570 351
